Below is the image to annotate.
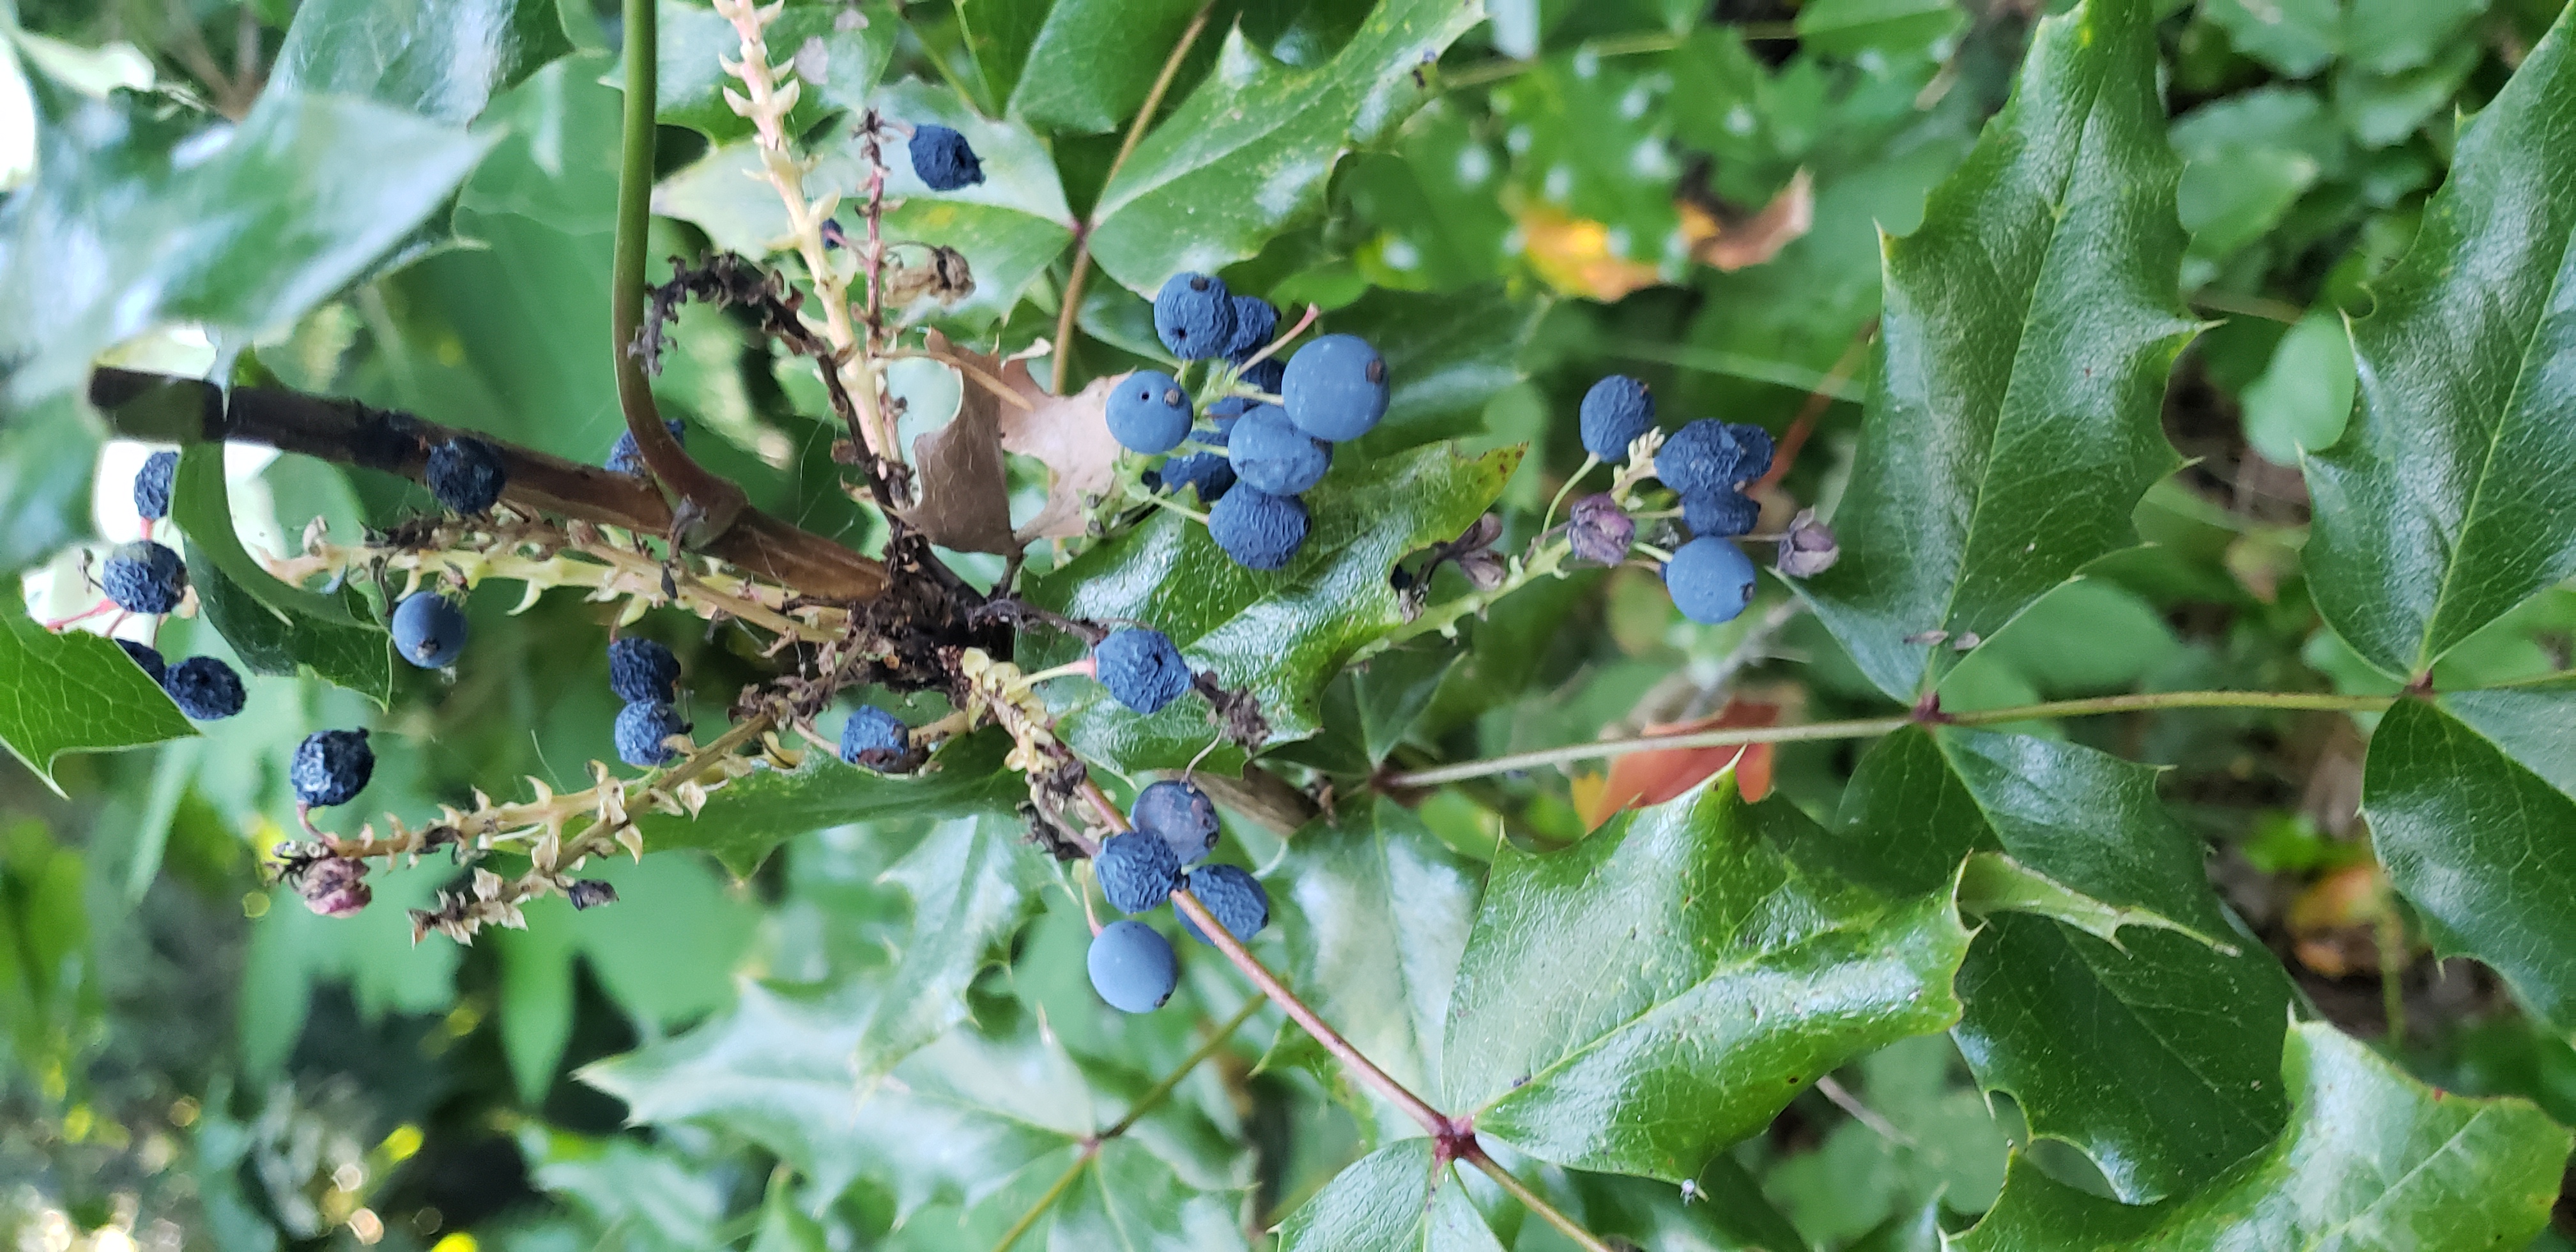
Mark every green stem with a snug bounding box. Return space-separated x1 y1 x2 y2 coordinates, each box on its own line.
1373 536 1572 656
986 1150 1092 1252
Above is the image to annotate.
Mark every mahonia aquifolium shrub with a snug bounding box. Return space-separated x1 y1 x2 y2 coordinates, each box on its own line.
392 592 468 669
1085 920 1177 1014
291 729 374 809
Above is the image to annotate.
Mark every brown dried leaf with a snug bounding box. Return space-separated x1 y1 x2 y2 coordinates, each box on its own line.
896 330 1017 554
997 362 1119 543
1687 168 1814 273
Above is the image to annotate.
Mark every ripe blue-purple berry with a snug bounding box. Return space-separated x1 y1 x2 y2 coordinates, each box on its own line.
615 700 692 767
1160 452 1236 503
1208 485 1308 571
608 637 680 705
134 451 178 521
1132 779 1219 864
163 655 244 720
1153 273 1236 361
102 540 186 615
1281 334 1389 443
1682 488 1760 539
426 437 507 514
1108 371 1195 455
839 705 919 771
117 639 167 684
608 418 686 476
1664 536 1758 625
1579 376 1654 461
909 124 986 191
1655 420 1743 496
1229 404 1331 495
1730 423 1775 482
1096 830 1182 914
1223 297 1280 362
392 592 468 669
1177 864 1269 945
1094 628 1191 715
1087 920 1178 1013
1241 356 1284 395
291 729 373 807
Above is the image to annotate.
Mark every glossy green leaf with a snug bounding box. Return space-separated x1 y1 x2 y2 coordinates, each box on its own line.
1022 443 1517 775
1275 1140 1504 1252
634 729 1025 876
1443 779 1971 1182
2364 687 2576 1032
170 445 394 706
0 586 194 795
850 814 1048 1085
1556 1154 1812 1252
2239 310 2355 466
1085 0 1488 294
2303 9 2576 680
1953 1021 2571 1251
1797 0 2195 701
1956 851 2235 956
1004 0 1208 135
267 0 573 123
644 0 896 140
0 79 492 406
1838 727 2292 1202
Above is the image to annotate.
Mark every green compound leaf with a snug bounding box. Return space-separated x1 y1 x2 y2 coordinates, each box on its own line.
267 0 573 124
643 0 896 141
636 729 1025 876
1953 1021 2572 1251
1084 0 1489 295
170 446 394 707
2303 8 2576 681
2364 686 2576 1032
1022 443 1517 776
1796 0 2195 702
1442 778 1971 1182
1838 727 2293 1203
0 586 194 795
849 814 1049 1087
1275 1140 1504 1252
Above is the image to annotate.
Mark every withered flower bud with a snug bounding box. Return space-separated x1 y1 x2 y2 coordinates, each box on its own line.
1567 493 1636 565
1776 508 1840 577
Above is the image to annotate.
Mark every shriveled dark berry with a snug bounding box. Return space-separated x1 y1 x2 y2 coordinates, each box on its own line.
133 451 179 521
567 880 620 910
910 124 986 191
291 729 374 807
1096 830 1182 914
1177 864 1269 945
839 705 922 771
1223 297 1280 362
1208 485 1308 571
101 540 186 615
1094 628 1191 715
607 418 687 476
1131 779 1219 864
607 637 680 704
1161 452 1236 503
1578 376 1653 461
426 437 507 514
163 655 245 720
117 639 167 684
1656 420 1744 497
1682 488 1760 539
1230 404 1332 495
614 700 691 767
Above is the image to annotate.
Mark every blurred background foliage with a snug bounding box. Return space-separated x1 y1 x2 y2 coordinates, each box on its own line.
4 0 2575 1248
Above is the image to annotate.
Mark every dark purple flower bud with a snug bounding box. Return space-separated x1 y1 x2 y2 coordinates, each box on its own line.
1776 508 1839 577
1567 493 1635 564
300 856 372 918
568 880 620 910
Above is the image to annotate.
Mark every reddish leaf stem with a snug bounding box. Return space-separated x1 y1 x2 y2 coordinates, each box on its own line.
1457 1140 1615 1252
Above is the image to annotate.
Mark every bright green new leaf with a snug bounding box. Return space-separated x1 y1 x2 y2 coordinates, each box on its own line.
1953 1021 2570 1250
1085 0 1489 295
634 729 1025 876
1797 0 2196 701
267 0 573 123
1443 779 1971 1182
1275 1140 1505 1252
1022 444 1517 775
1839 727 2292 1202
2304 8 2576 679
2364 686 2576 1032
0 586 194 795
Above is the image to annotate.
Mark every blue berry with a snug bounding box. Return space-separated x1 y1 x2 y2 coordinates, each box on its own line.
608 418 687 476
1728 423 1775 482
1160 452 1236 503
426 437 506 514
1132 779 1219 864
1096 830 1183 914
909 124 985 191
1682 488 1760 538
1108 371 1195 454
615 700 692 767
1177 864 1269 945
134 451 178 521
117 639 167 684
1579 376 1654 461
102 540 186 615
1153 273 1236 362
1208 485 1309 571
839 705 917 770
1664 536 1758 625
1229 404 1331 494
163 655 244 720
1282 334 1389 443
1241 356 1284 395
607 637 680 704
1094 628 1191 715
391 592 468 669
1656 420 1743 496
291 729 373 807
1223 297 1279 362
1087 920 1178 1014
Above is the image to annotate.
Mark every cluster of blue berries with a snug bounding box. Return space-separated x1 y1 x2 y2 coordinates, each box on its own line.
1110 274 1392 572
96 453 244 721
607 637 693 768
1578 376 1775 626
1085 777 1270 1014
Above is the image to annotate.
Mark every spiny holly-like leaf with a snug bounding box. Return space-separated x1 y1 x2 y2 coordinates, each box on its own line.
1275 1140 1505 1252
1338 284 1548 455
1797 0 2195 701
642 0 896 141
0 587 194 795
636 729 1025 876
1022 443 1518 776
2364 685 2576 1032
2303 8 2576 680
1442 777 1971 1182
267 0 573 124
170 446 394 707
1838 728 2292 1202
0 78 492 407
1955 851 2235 956
850 814 1048 1085
1002 0 1208 135
1085 0 1489 294
1952 1021 2572 1250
